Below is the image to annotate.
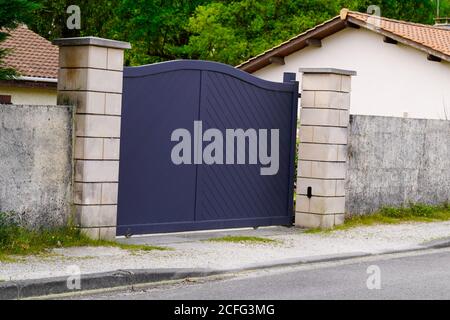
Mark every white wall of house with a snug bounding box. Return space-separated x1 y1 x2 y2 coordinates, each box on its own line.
253 28 450 120
0 86 57 105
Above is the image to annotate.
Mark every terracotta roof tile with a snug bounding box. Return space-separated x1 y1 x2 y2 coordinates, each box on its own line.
348 11 450 57
238 10 450 72
0 25 59 79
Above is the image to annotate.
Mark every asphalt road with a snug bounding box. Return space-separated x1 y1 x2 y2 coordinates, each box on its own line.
69 248 450 300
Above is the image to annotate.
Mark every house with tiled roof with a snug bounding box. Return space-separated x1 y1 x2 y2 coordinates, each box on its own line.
0 25 58 105
238 9 450 120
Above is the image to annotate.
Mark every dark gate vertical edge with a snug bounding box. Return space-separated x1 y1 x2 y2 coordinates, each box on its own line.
284 73 299 222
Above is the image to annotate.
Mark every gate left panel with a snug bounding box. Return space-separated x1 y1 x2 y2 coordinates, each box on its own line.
117 70 201 235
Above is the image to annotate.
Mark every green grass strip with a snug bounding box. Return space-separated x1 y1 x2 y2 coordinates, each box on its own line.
306 203 450 234
207 236 277 244
0 213 169 261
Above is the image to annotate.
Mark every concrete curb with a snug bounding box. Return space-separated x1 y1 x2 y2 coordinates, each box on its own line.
1 253 369 300
0 269 222 300
1 240 450 300
421 237 450 249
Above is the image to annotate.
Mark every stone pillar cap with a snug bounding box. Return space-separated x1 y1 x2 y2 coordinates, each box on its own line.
53 37 131 49
299 68 357 76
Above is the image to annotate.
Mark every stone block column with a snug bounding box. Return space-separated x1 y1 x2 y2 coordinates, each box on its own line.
53 37 131 239
296 68 356 229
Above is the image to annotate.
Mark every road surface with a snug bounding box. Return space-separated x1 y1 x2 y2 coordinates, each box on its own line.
65 248 450 300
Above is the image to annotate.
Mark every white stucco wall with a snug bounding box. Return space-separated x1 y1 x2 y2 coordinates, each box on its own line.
253 28 450 120
0 86 57 105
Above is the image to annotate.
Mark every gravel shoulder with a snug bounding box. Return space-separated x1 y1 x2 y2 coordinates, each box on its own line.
1 221 450 281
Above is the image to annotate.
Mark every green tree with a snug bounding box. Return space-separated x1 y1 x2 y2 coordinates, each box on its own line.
28 0 211 66
28 0 120 39
436 0 450 18
25 0 449 67
345 0 436 23
115 0 210 66
0 0 38 79
184 0 447 66
184 0 345 65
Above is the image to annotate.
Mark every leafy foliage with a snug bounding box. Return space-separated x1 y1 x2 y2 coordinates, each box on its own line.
184 0 345 65
115 0 210 65
0 0 39 79
183 0 443 65
345 0 437 23
9 1 450 69
28 0 120 39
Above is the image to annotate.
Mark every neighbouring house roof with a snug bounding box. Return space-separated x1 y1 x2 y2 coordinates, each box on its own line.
0 25 59 82
237 9 450 73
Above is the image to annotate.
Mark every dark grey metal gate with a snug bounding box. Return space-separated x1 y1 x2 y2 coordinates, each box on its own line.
117 60 298 235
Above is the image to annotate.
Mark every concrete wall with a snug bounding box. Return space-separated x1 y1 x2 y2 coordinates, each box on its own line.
346 115 450 214
0 104 73 228
0 86 57 105
253 28 450 120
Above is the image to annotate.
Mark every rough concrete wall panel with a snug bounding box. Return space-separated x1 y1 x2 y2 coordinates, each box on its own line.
347 115 450 214
0 104 73 228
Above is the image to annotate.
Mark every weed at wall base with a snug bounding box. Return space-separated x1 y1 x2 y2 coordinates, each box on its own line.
306 203 450 234
0 212 168 261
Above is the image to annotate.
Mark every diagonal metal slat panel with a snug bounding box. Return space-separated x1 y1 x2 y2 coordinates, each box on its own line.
195 71 293 222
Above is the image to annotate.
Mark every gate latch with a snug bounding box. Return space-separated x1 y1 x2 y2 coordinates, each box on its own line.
307 187 313 199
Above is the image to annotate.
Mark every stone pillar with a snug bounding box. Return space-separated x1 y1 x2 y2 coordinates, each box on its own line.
53 37 131 239
295 68 356 229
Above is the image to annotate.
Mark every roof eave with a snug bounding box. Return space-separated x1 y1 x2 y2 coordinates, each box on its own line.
0 77 57 89
237 17 346 73
15 76 58 83
346 15 450 63
238 13 450 73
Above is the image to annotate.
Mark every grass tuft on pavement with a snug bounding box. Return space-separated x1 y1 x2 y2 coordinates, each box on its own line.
207 236 277 244
0 212 168 262
306 203 450 234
